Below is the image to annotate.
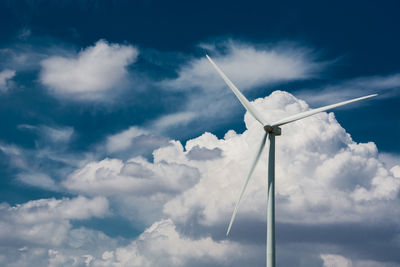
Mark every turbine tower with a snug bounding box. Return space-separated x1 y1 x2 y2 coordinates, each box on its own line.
205 55 377 267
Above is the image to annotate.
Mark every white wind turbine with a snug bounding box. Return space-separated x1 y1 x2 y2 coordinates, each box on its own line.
206 55 377 267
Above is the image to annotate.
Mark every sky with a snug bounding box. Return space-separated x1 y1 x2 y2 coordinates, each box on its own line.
0 0 400 266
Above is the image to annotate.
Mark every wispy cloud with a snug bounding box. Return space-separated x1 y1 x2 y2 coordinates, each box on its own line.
167 40 324 91
16 172 59 191
0 124 81 190
18 124 74 144
297 73 400 105
151 111 197 132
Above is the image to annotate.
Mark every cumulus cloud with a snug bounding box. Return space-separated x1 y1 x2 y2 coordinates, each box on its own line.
92 219 252 267
63 155 200 197
0 225 117 267
0 69 16 92
379 152 400 169
160 91 400 227
0 217 254 267
0 196 109 247
40 40 138 100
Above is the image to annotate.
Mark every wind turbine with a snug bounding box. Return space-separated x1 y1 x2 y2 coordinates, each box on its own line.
205 55 377 267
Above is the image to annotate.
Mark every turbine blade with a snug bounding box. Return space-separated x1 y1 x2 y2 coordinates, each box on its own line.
206 55 267 125
226 132 268 236
271 94 378 127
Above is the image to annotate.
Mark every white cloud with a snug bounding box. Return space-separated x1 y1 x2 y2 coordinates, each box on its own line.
63 155 200 197
321 254 353 267
0 218 254 267
0 196 109 247
378 152 400 169
0 227 117 267
40 40 138 100
0 69 16 92
168 40 323 91
106 126 149 153
101 126 171 164
92 219 250 267
151 111 197 131
320 253 400 267
16 172 59 191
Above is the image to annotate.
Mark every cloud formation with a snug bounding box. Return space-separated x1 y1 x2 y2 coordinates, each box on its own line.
1 38 398 264
40 40 138 100
92 219 249 267
63 155 200 197
0 69 16 92
60 91 400 228
0 196 109 247
0 91 398 266
162 91 400 227
48 91 400 266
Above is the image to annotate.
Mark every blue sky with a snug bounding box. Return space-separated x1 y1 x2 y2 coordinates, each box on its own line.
0 0 399 266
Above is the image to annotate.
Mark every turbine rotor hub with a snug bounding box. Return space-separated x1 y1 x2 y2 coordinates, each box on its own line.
264 125 281 136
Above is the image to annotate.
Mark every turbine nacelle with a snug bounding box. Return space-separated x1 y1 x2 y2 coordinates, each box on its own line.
264 125 281 136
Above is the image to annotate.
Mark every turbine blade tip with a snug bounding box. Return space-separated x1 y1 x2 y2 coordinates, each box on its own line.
366 93 378 98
